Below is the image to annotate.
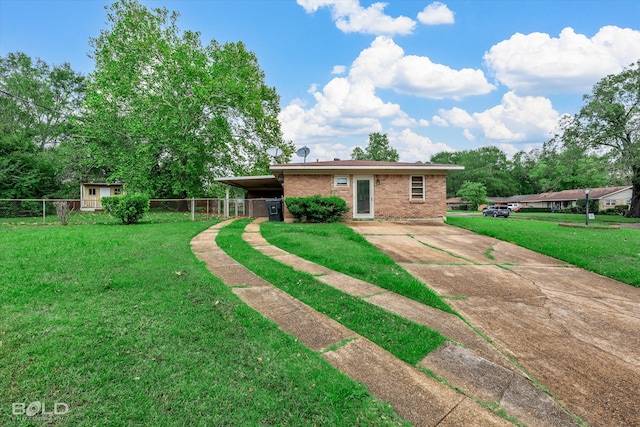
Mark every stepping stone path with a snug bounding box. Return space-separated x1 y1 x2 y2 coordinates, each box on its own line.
191 219 579 426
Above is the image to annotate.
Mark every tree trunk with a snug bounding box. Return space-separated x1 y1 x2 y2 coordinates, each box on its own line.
628 166 640 218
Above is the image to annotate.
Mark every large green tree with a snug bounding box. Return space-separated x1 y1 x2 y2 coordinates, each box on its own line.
351 133 399 162
431 147 520 197
524 140 611 193
559 61 640 217
456 181 487 211
0 52 85 198
82 0 292 198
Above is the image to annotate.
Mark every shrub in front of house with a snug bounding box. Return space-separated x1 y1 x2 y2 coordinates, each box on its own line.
285 195 349 223
599 205 629 216
101 193 150 224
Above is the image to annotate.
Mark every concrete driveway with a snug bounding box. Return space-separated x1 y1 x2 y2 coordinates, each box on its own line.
346 221 640 427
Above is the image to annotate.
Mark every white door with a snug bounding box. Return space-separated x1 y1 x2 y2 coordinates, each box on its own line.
353 176 374 219
98 187 111 208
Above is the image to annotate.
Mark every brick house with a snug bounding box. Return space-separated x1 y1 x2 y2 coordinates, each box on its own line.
269 160 463 221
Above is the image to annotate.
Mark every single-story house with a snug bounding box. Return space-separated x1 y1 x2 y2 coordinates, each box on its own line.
80 183 124 211
216 159 464 221
522 186 632 211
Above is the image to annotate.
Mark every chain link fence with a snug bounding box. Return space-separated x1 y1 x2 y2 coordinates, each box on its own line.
0 198 272 224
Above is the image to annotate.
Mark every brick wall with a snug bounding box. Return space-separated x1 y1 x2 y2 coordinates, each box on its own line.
282 173 447 221
373 174 446 220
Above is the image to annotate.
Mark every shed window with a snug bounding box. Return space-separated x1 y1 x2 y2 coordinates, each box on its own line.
334 176 349 187
410 176 425 200
88 188 96 196
114 188 122 195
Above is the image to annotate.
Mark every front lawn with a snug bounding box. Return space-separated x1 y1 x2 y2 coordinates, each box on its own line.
1 221 407 426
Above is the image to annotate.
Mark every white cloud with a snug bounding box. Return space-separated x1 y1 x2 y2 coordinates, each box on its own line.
484 26 640 94
432 115 449 127
296 0 416 35
436 91 559 143
417 2 454 25
279 35 495 147
279 76 395 142
331 65 347 74
392 128 455 162
351 36 495 99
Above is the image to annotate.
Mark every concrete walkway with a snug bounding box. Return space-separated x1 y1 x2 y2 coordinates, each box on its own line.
191 219 582 426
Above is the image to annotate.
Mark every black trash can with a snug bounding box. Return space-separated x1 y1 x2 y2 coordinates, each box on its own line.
266 199 284 222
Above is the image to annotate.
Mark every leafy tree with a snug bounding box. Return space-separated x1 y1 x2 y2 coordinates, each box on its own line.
351 133 399 162
83 0 292 198
560 61 640 217
431 147 519 197
526 140 610 193
456 181 487 211
0 52 85 198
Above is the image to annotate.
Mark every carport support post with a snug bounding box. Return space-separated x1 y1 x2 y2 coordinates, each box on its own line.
234 188 239 217
224 187 230 218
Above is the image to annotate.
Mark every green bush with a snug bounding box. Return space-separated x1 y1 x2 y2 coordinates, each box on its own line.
599 205 629 216
101 193 150 224
285 195 349 223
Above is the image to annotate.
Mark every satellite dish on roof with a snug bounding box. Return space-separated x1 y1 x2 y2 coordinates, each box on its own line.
296 146 310 163
266 147 281 164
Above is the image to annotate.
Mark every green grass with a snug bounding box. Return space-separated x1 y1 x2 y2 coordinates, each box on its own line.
1 210 215 225
1 221 408 426
449 210 640 225
216 219 447 365
446 216 640 287
260 222 454 314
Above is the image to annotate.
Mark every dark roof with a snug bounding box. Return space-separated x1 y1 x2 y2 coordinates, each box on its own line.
523 186 632 202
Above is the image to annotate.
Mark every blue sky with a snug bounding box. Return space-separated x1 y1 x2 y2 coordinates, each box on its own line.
2 0 640 162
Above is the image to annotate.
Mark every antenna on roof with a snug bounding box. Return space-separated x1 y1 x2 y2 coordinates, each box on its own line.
296 146 310 163
266 147 281 164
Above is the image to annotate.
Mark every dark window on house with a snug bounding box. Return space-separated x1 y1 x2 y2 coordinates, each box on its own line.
89 188 96 196
410 176 425 200
114 188 122 195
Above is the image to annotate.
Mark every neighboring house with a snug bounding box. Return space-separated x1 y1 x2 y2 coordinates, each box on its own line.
447 195 535 210
216 160 464 221
271 160 464 221
522 186 632 211
80 183 124 211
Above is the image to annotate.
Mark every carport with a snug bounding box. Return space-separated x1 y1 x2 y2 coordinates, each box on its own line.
215 175 283 217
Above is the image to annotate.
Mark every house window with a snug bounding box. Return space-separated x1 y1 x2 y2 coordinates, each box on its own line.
88 188 96 196
605 199 615 207
410 176 425 200
334 175 349 187
114 188 122 195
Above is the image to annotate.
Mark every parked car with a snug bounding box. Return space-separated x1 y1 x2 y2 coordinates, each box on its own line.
483 205 510 218
507 203 521 212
